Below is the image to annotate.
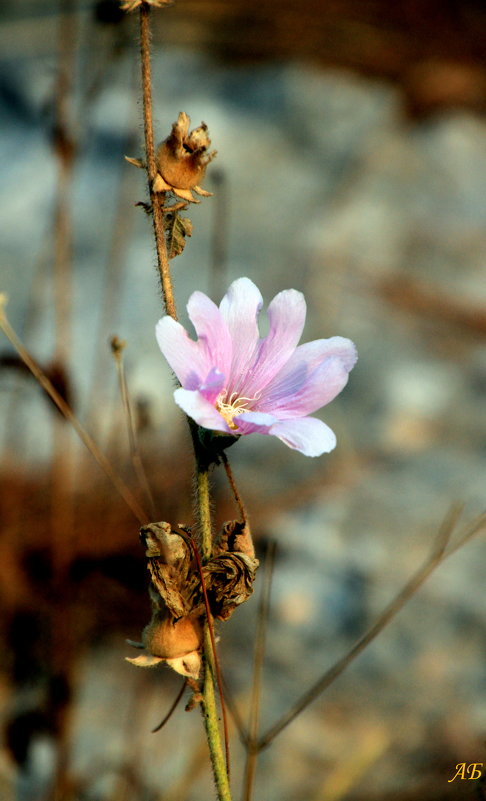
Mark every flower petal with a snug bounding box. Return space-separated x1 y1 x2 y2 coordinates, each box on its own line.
258 337 357 416
187 291 232 377
219 278 263 393
269 417 337 456
173 388 230 433
235 410 279 435
199 368 225 403
156 316 211 389
259 356 351 418
243 289 306 397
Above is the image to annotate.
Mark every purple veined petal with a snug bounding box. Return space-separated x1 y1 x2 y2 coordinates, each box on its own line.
173 388 231 433
243 288 306 397
235 410 279 435
219 278 263 393
269 417 337 456
257 337 357 415
294 336 357 373
187 291 232 377
156 316 212 388
258 356 352 419
199 368 226 404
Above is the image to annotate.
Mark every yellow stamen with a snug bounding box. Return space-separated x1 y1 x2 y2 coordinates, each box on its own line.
216 390 256 430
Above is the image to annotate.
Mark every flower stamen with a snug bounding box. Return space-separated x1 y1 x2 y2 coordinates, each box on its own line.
216 390 257 430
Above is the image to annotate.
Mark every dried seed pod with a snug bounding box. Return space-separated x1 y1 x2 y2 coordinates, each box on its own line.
142 612 203 660
127 519 258 679
154 112 217 202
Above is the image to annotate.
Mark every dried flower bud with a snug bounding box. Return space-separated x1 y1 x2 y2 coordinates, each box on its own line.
126 519 258 679
166 652 201 680
110 335 126 357
154 112 217 203
126 644 201 679
143 611 203 659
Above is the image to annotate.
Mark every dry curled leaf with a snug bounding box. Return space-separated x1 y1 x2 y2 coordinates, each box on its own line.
142 521 194 619
165 211 193 259
207 520 259 620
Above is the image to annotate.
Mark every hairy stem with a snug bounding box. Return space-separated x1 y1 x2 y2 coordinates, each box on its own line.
202 626 232 800
139 4 176 319
196 467 213 562
196 469 232 799
137 8 232 797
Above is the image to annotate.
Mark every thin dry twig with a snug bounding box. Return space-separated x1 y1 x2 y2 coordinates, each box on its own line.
52 0 75 366
112 337 157 519
151 679 187 733
221 452 247 524
0 300 148 525
85 128 139 439
242 540 277 801
377 274 486 337
256 506 486 751
219 677 248 747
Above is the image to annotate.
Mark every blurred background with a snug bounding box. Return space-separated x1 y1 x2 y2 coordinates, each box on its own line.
1 1 486 799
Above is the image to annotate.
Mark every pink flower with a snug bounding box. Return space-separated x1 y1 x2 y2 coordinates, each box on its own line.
156 278 357 457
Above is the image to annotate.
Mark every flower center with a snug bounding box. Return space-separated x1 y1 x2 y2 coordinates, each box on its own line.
216 390 255 430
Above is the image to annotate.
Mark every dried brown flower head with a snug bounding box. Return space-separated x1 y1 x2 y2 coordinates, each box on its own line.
153 112 217 203
126 520 258 679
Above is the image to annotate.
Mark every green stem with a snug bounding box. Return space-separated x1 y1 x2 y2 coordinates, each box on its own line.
196 468 232 800
196 466 212 562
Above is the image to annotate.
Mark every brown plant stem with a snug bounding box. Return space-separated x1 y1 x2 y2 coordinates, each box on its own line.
112 340 157 519
85 125 139 440
242 540 277 801
221 452 247 524
151 679 187 733
139 4 176 319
